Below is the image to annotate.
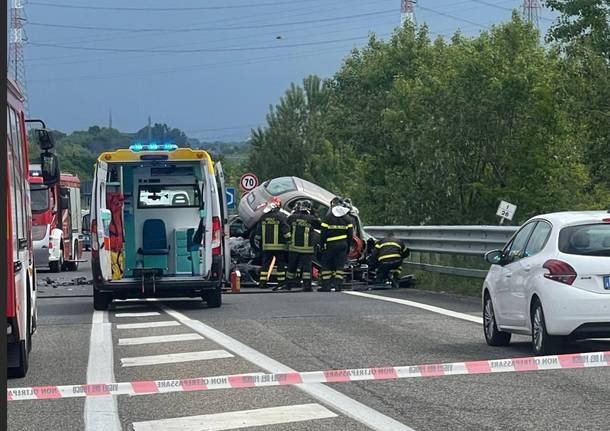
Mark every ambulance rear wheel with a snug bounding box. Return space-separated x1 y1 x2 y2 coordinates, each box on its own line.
93 290 111 311
204 290 222 308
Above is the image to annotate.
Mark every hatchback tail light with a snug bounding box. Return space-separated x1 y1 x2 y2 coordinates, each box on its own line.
48 240 53 249
543 259 577 285
212 216 222 256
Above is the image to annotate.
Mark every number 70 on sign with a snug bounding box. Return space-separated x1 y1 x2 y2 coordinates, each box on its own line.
240 173 259 192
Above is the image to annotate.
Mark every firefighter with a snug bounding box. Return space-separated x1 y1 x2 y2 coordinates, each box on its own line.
285 200 321 292
318 197 353 292
256 196 291 289
372 231 410 288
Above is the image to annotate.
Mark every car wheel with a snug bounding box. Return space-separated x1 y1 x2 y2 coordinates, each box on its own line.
49 251 63 273
93 290 111 311
531 300 562 355
483 294 511 346
66 241 79 271
204 289 222 308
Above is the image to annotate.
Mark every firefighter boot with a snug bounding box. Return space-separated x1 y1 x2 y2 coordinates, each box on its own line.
302 279 313 292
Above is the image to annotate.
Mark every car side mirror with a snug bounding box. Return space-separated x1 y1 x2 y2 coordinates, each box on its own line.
40 151 60 186
485 249 505 265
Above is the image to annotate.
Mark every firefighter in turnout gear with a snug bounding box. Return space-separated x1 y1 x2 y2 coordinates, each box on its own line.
256 196 291 289
372 231 409 288
285 200 321 292
318 198 354 292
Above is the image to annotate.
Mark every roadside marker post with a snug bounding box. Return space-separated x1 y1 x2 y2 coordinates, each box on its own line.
496 200 517 225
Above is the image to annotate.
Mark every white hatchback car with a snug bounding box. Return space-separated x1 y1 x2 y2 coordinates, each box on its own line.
482 211 610 355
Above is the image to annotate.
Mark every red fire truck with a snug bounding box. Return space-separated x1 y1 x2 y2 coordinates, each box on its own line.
7 77 60 377
30 169 83 272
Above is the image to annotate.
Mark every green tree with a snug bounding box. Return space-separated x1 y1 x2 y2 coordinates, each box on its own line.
545 0 610 59
247 75 341 189
546 0 610 188
134 123 188 146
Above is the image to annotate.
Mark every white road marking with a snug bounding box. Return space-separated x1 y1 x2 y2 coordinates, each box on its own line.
116 321 181 330
344 291 483 324
131 403 338 431
121 350 234 367
158 302 416 431
115 312 160 318
118 333 203 346
85 310 121 431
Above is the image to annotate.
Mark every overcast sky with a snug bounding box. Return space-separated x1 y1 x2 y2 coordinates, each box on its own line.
17 0 557 141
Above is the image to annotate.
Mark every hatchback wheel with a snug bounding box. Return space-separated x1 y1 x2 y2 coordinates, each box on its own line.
531 300 562 355
483 294 511 346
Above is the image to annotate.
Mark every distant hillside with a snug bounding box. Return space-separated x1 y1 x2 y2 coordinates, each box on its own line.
27 123 249 181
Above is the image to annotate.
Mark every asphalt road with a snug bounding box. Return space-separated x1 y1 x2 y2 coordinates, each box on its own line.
7 253 610 431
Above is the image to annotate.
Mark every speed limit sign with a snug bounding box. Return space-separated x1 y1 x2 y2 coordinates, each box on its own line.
240 173 259 192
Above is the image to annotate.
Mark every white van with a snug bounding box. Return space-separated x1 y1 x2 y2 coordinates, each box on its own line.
90 144 230 310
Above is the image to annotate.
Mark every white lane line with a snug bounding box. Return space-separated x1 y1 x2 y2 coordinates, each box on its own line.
85 310 121 431
115 312 160 318
344 291 483 324
116 321 181 330
118 333 203 346
132 403 337 431
158 302 415 431
121 350 234 367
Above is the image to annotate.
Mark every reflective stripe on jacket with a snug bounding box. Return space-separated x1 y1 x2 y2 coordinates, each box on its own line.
287 211 321 253
374 237 408 262
320 212 353 247
257 210 291 251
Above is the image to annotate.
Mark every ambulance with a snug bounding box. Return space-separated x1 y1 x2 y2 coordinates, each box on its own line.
90 144 230 310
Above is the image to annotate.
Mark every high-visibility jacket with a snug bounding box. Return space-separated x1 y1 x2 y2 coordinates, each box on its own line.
373 236 409 263
257 209 291 251
320 212 353 248
287 211 321 253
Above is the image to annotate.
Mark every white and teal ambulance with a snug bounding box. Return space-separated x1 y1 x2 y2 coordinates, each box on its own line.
90 144 230 310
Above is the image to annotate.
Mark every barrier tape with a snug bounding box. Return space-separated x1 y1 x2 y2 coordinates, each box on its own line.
8 350 609 401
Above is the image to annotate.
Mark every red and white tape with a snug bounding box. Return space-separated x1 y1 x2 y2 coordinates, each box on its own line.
8 350 609 401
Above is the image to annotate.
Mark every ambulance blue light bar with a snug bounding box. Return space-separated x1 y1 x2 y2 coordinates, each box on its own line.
129 143 177 152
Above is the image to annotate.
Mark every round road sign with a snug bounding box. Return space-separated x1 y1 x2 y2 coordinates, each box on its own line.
240 173 259 192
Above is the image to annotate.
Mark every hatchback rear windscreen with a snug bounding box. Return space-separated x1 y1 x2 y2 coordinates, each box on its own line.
265 177 296 195
558 223 610 256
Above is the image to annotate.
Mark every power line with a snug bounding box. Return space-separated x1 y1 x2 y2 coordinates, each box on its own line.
27 15 398 66
26 0 367 59
29 33 382 54
27 8 396 33
418 5 488 28
28 0 317 12
469 0 553 22
27 42 379 83
30 8 396 56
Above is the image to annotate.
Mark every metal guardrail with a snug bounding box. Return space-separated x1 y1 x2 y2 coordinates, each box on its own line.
364 225 519 279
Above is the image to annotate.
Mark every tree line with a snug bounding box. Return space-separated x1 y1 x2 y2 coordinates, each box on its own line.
27 123 246 182
245 4 610 225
